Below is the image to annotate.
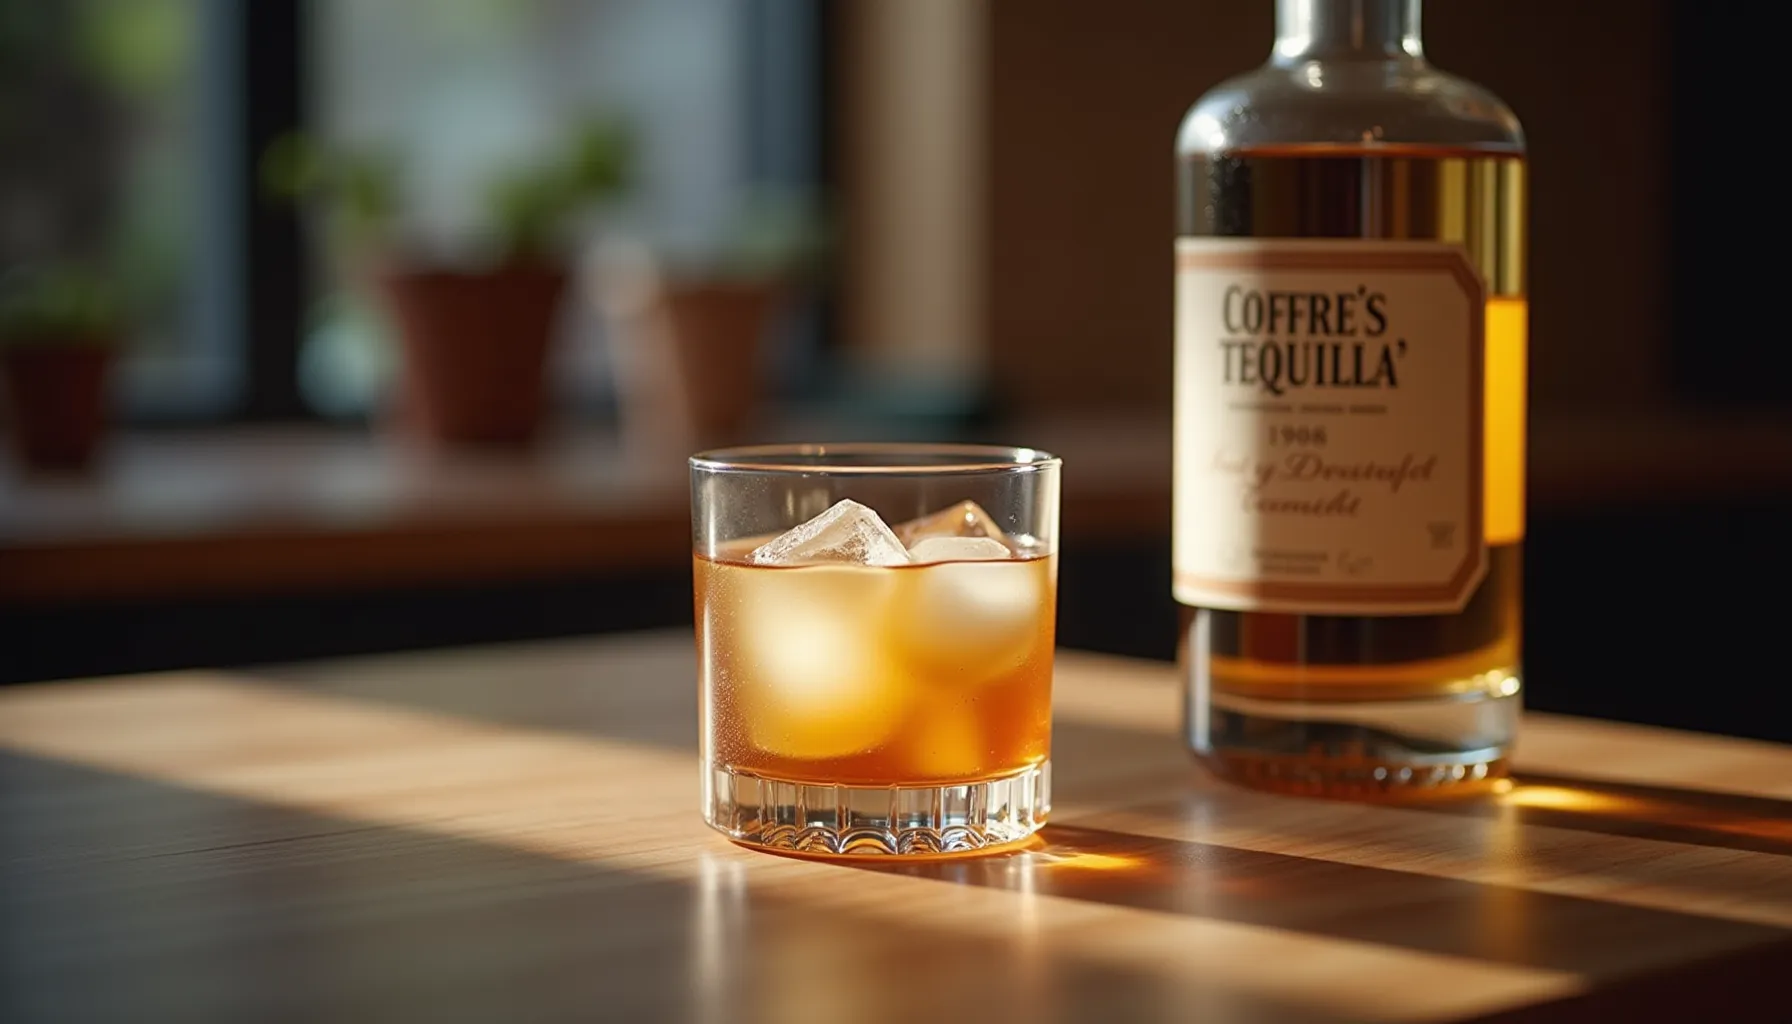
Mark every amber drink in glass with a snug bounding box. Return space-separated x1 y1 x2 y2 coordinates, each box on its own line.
691 444 1060 856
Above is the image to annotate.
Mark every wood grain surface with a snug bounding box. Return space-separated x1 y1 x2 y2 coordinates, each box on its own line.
1 632 1787 1023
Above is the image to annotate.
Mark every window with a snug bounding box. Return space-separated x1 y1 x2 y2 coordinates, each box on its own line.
300 0 830 420
0 0 239 420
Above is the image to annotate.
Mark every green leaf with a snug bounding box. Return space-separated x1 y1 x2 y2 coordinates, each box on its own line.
259 131 400 253
0 263 122 343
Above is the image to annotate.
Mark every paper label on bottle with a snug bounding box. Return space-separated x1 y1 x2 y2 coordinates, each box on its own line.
1173 238 1486 615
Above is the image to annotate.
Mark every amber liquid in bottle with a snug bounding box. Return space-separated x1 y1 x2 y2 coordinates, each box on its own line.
1178 146 1526 797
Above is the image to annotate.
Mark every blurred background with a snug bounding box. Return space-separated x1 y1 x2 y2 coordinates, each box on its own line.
1 1 1786 742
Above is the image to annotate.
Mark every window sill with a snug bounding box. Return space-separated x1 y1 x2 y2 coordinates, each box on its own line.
4 412 1789 604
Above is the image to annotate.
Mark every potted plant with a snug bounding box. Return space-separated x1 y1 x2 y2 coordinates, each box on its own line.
263 116 633 449
600 187 829 450
0 264 121 472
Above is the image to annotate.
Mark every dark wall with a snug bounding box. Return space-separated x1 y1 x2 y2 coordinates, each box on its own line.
1668 4 1790 411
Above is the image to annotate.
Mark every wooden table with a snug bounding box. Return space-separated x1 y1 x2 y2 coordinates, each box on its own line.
2 632 1787 1023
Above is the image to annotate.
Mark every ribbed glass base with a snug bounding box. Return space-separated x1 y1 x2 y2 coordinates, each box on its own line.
704 762 1050 857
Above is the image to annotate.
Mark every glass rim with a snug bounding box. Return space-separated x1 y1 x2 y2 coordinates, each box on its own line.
689 442 1060 476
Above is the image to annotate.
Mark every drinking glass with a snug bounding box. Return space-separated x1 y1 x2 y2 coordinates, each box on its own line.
690 443 1060 856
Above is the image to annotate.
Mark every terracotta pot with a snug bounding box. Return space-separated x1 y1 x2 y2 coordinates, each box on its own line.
1 339 111 472
607 277 782 452
376 262 567 448
660 280 783 444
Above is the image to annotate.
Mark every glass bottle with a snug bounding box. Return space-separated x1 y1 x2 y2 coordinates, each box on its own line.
1173 0 1526 797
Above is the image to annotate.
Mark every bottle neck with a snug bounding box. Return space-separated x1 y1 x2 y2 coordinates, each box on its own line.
1272 0 1423 65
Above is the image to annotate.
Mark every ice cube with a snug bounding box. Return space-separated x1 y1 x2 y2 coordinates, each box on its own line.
893 559 1044 686
734 566 907 759
893 500 1009 549
749 499 911 567
908 536 1012 564
900 705 988 781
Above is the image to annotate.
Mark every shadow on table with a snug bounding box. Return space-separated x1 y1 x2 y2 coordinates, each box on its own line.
0 750 1346 1024
849 822 1791 981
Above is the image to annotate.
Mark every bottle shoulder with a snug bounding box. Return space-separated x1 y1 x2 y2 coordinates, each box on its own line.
1176 60 1524 157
